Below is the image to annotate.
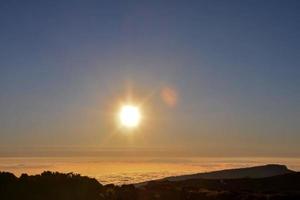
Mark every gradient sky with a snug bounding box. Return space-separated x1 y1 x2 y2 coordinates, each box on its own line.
0 0 299 157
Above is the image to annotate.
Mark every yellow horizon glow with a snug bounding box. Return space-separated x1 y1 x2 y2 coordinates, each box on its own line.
119 105 141 128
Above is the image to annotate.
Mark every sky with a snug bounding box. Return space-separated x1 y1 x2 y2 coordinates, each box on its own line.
0 0 299 157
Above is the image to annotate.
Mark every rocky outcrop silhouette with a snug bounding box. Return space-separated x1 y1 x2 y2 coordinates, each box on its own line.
163 164 294 181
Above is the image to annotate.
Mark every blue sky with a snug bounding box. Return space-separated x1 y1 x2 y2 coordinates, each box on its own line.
0 0 299 156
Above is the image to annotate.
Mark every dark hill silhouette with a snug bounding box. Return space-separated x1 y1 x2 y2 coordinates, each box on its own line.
142 172 300 200
0 165 299 200
163 164 294 181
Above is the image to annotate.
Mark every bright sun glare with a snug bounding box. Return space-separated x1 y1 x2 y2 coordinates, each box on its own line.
119 105 141 128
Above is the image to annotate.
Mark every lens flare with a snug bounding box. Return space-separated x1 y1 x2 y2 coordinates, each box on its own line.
161 87 178 107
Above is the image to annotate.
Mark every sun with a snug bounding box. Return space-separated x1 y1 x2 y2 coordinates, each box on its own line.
119 105 141 128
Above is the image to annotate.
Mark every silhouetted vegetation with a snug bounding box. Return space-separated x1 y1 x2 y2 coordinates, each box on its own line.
1 170 300 200
0 171 102 200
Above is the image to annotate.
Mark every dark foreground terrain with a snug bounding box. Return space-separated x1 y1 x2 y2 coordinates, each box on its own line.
0 165 299 200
